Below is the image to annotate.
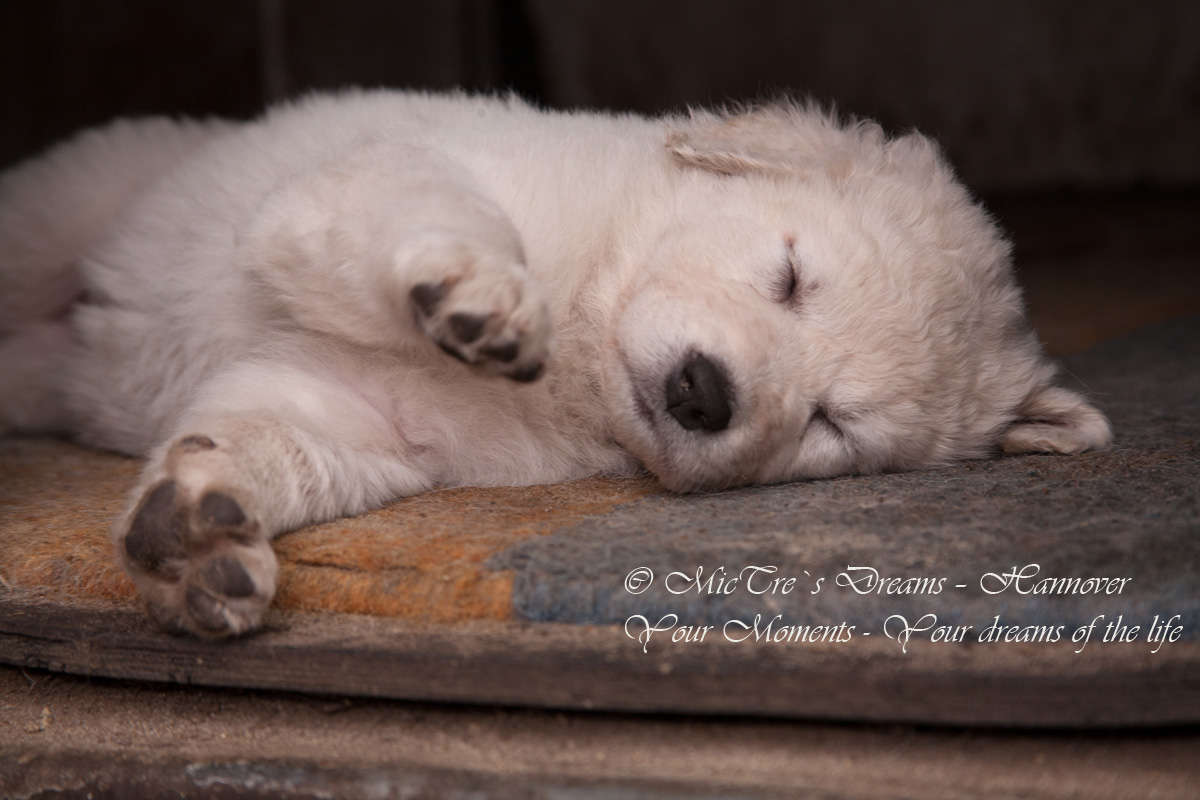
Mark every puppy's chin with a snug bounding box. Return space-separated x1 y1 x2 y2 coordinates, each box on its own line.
605 395 716 493
648 464 747 494
618 415 786 494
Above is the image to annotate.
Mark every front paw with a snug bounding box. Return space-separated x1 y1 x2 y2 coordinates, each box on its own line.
399 234 552 381
115 436 277 637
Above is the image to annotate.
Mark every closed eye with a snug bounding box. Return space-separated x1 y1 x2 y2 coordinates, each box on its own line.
811 405 862 459
772 262 799 304
810 406 843 438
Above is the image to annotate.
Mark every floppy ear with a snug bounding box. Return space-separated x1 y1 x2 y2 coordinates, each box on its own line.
665 104 884 179
1001 385 1112 454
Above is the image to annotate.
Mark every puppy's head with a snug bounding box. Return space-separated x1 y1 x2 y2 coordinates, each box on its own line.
601 102 1109 492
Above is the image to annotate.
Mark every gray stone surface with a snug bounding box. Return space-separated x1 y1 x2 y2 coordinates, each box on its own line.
6 665 1196 800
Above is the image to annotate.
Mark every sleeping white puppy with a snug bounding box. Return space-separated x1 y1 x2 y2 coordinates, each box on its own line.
0 91 1110 636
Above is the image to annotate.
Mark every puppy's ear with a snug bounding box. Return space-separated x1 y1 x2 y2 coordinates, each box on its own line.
1001 385 1112 454
666 104 882 178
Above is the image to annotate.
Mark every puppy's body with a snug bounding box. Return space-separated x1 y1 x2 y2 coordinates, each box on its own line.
0 91 1110 636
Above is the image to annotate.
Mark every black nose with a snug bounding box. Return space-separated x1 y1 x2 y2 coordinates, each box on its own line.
665 353 733 432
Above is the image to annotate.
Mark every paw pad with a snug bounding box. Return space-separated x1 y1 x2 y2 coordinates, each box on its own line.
125 481 185 576
185 585 233 634
119 473 273 638
447 311 488 343
196 555 256 598
198 491 247 529
410 281 451 316
408 267 550 381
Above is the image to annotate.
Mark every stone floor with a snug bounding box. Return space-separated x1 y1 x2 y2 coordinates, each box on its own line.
3 666 1197 800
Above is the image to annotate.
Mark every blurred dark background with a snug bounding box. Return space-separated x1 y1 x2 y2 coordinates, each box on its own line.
2 0 1197 351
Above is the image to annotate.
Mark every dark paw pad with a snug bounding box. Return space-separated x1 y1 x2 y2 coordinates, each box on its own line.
198 491 247 530
185 585 232 634
480 341 520 363
410 281 450 316
196 556 256 598
511 362 545 383
125 481 185 574
447 312 488 343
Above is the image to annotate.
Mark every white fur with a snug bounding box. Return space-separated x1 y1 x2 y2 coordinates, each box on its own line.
0 91 1110 636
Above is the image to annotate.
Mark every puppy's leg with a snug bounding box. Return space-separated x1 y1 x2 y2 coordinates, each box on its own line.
242 146 552 381
0 117 230 435
115 362 429 637
0 117 230 333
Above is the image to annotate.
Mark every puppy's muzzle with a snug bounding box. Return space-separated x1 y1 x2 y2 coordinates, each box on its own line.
665 353 733 433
